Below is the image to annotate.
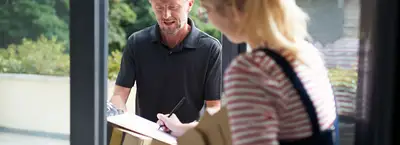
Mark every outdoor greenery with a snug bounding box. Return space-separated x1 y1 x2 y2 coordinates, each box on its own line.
0 0 358 86
0 36 69 76
328 68 358 118
0 0 221 79
328 68 358 90
108 50 123 80
0 0 69 49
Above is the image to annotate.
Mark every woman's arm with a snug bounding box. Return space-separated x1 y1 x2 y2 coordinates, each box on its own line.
156 113 198 137
223 55 280 145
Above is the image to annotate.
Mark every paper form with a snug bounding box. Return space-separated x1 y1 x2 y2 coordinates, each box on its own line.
107 113 177 144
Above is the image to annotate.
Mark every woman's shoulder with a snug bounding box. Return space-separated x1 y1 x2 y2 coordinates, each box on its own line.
224 50 281 87
227 50 278 72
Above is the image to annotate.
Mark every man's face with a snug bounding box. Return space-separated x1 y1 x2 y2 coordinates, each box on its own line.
150 0 193 35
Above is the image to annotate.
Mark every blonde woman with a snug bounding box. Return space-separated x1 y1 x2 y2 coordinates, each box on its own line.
157 0 340 145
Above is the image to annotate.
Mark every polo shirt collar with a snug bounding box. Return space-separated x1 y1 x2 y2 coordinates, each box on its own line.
150 18 199 49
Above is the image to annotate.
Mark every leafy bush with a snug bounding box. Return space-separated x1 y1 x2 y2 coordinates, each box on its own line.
328 67 358 119
0 35 124 80
0 35 69 76
108 0 137 53
108 50 122 80
190 0 221 40
328 68 358 89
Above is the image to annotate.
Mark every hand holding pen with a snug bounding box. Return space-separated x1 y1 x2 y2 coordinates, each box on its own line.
156 97 186 136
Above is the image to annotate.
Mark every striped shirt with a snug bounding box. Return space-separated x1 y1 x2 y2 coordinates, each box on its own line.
222 49 337 145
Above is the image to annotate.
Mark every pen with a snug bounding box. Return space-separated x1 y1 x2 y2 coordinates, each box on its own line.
158 97 186 130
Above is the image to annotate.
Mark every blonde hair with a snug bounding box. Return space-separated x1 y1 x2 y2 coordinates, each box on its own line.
201 0 311 58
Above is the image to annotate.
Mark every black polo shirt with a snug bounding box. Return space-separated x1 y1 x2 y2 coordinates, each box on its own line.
116 19 222 123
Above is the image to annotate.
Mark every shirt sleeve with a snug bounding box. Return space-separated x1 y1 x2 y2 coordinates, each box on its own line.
204 41 222 101
223 55 280 145
115 36 136 88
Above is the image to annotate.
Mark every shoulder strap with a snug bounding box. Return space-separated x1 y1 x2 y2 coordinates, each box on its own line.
258 48 321 134
258 48 340 145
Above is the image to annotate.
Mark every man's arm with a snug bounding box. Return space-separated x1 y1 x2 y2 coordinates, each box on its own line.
110 86 131 112
205 100 221 114
109 35 137 112
204 41 223 114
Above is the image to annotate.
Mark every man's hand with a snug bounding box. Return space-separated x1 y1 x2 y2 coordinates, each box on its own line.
106 102 125 117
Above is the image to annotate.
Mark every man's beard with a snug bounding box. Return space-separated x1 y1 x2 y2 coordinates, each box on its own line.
160 20 183 35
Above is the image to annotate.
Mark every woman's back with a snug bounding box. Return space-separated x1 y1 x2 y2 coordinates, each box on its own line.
155 0 339 144
222 45 337 144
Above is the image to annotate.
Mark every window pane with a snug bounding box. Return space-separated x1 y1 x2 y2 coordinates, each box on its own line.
0 1 70 145
298 0 360 144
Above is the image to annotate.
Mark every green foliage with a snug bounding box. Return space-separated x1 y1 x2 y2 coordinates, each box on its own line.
108 50 123 80
108 0 137 52
0 0 222 79
127 0 157 34
0 35 69 76
328 68 358 89
191 16 222 40
328 68 358 118
55 0 70 23
189 0 221 40
0 35 123 80
0 0 69 48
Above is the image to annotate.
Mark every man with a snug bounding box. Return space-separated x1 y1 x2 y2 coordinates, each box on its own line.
109 0 222 124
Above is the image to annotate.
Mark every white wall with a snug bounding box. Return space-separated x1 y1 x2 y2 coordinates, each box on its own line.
0 73 136 135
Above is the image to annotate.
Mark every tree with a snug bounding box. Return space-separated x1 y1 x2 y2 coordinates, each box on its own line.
0 0 69 48
126 0 156 34
108 0 137 52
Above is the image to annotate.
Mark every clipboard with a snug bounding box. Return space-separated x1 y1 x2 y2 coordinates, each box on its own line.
107 113 177 145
